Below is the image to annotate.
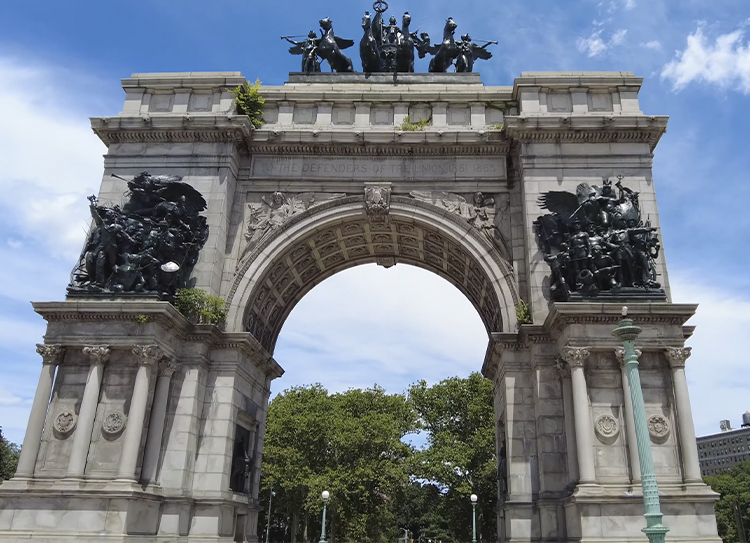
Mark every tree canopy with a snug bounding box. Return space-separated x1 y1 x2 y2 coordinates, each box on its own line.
704 462 750 543
258 374 497 543
0 426 20 481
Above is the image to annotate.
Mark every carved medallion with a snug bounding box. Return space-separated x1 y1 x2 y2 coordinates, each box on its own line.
647 415 670 439
595 414 619 439
53 411 77 435
102 411 127 435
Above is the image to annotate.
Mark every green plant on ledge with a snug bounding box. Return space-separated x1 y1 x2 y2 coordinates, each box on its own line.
399 115 431 131
175 288 227 328
231 79 265 128
488 123 504 130
515 299 533 325
135 314 150 325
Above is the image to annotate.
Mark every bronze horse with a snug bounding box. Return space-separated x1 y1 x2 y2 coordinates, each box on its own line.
317 17 354 72
427 17 458 72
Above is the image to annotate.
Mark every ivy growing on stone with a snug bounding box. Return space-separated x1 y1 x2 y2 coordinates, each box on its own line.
399 115 431 131
175 288 227 328
231 79 265 128
515 299 533 325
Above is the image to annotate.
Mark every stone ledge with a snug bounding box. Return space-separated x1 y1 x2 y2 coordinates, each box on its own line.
287 71 483 84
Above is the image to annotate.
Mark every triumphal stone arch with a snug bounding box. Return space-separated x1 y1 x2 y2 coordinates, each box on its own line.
0 70 721 543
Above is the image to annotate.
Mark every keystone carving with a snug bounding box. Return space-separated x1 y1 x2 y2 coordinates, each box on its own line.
664 346 692 369
364 184 392 224
614 346 642 366
560 346 591 368
132 344 164 365
36 344 64 366
82 345 111 365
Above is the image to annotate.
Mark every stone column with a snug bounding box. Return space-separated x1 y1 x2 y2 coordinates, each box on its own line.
561 346 597 484
664 347 702 483
556 361 579 484
616 347 642 483
117 344 160 481
66 345 110 478
15 344 64 477
140 358 179 485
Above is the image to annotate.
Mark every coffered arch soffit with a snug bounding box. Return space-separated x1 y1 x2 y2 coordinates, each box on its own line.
226 196 519 354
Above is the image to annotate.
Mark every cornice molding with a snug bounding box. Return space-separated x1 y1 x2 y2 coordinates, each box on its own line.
91 116 253 147
543 302 698 339
505 115 668 150
247 141 509 156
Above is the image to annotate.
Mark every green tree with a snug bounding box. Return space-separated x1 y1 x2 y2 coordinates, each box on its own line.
0 426 20 480
705 462 750 543
409 373 497 543
259 385 417 543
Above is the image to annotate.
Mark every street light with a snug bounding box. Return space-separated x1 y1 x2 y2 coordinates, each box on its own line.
319 490 330 543
265 489 275 543
612 306 669 543
470 494 478 543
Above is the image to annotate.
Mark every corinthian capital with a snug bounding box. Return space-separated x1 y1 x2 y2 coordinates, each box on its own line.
158 358 179 377
614 347 642 367
664 346 692 369
560 346 591 368
36 344 64 366
132 344 164 366
82 345 111 365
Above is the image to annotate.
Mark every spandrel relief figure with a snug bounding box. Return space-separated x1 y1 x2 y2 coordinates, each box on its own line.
242 191 347 261
69 171 209 299
534 178 664 301
409 190 510 259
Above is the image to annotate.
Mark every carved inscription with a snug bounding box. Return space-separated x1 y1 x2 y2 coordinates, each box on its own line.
251 156 506 180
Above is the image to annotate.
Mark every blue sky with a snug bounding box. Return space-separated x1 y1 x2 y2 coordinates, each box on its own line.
1 0 750 446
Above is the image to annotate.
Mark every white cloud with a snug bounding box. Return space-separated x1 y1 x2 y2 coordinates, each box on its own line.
0 55 107 263
661 25 750 92
624 0 636 10
577 29 628 57
670 271 750 436
642 40 662 50
610 29 628 46
273 264 487 396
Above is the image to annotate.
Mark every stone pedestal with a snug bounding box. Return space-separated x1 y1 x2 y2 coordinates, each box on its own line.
483 303 721 543
0 301 283 543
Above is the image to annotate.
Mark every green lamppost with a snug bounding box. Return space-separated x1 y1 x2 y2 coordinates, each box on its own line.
319 490 330 543
470 494 478 543
612 307 669 543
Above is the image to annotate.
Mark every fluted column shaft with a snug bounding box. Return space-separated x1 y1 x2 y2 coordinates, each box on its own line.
665 347 702 483
557 363 579 484
117 345 160 481
616 347 642 483
561 346 597 484
15 344 64 477
67 345 110 478
141 358 178 485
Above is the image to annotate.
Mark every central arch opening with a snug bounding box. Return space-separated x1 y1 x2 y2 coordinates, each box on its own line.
273 262 488 396
259 262 498 543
